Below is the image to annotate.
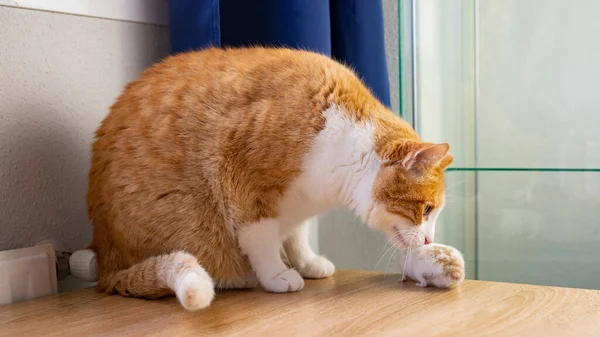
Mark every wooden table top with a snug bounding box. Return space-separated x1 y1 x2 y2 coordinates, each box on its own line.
1 269 599 336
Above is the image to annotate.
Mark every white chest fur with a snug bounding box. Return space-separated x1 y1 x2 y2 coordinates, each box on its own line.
276 105 380 235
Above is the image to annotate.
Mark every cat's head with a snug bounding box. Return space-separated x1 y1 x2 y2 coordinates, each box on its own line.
367 142 453 250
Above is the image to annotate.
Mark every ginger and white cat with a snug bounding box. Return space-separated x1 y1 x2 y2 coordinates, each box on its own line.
87 47 453 311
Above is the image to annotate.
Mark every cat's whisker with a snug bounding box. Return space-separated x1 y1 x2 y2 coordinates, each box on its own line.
444 191 463 200
447 180 465 188
383 245 399 281
443 198 460 205
374 244 397 272
444 180 466 199
384 231 401 247
400 237 414 284
445 179 466 193
373 232 401 271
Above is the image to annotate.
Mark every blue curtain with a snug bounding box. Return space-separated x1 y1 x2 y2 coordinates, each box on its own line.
169 0 391 107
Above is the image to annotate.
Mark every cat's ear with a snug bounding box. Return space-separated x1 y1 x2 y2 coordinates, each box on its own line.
439 153 454 170
401 143 450 170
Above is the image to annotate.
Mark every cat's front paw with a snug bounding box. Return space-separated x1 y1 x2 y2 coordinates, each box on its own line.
297 255 335 279
261 268 304 293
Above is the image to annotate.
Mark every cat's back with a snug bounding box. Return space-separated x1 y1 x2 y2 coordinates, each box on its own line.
93 47 353 170
110 47 343 122
92 47 349 181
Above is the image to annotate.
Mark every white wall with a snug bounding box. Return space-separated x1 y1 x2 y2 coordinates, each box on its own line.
477 0 600 289
0 6 170 253
0 0 169 25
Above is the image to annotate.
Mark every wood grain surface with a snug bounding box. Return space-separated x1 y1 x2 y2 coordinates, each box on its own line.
1 269 599 336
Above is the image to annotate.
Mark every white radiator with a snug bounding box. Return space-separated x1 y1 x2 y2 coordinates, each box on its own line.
0 244 58 305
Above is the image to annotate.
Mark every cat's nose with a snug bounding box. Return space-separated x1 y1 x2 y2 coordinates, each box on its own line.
424 237 432 245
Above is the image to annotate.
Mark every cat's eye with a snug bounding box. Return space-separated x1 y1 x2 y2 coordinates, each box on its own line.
423 205 433 217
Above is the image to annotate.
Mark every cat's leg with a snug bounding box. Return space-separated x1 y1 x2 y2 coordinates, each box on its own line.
100 251 214 311
283 221 335 279
238 219 305 293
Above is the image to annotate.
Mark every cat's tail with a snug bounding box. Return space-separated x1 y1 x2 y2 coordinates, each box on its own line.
99 251 215 311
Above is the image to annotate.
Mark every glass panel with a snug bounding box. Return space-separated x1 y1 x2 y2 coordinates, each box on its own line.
436 171 477 280
442 170 600 290
477 170 600 290
478 0 600 170
411 0 477 277
411 0 600 289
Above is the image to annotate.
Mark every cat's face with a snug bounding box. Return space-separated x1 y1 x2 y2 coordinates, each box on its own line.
368 143 453 249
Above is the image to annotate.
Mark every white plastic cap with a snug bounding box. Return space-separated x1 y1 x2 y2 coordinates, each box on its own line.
69 249 99 282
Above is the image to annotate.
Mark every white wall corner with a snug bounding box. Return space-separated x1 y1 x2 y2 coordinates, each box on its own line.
0 0 170 26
